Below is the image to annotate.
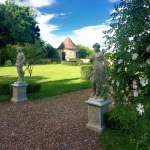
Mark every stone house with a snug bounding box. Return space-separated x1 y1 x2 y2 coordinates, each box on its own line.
57 37 79 62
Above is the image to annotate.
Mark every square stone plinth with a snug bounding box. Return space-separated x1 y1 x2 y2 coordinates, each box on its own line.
85 98 111 133
11 83 28 103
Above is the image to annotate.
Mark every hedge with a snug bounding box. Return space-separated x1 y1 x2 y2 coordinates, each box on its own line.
81 65 93 80
27 83 41 93
61 61 91 66
0 84 11 95
0 83 41 95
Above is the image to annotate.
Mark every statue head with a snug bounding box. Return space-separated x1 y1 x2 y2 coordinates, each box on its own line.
17 47 22 52
93 43 100 52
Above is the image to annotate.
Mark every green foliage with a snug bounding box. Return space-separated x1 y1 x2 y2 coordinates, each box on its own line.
4 60 13 66
0 1 41 64
100 128 136 150
104 0 150 149
81 65 93 80
76 44 94 58
43 42 56 59
61 61 78 66
0 1 40 46
4 44 19 64
23 40 45 77
0 84 11 95
27 83 41 93
106 104 150 150
61 60 91 66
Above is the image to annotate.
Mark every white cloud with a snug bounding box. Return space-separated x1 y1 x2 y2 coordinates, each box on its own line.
0 0 57 7
0 0 5 3
36 12 59 42
40 22 110 49
71 25 110 49
108 0 120 2
23 0 57 8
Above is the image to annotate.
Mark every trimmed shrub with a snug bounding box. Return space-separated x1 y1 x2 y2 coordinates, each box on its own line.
81 65 93 80
4 60 13 66
27 83 41 93
0 84 11 95
61 61 91 66
61 61 78 66
0 83 41 95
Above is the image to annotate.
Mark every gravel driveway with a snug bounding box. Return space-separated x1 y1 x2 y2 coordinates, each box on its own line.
0 88 102 150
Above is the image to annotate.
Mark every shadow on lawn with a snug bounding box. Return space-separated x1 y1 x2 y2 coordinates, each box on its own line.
0 75 91 101
0 75 49 84
27 77 91 100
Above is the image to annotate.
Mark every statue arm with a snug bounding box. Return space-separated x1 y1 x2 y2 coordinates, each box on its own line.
90 55 94 63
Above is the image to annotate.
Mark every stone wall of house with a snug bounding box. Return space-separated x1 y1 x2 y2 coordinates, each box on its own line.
57 49 78 61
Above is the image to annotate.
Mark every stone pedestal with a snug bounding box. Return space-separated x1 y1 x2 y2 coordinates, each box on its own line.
85 98 111 133
11 83 28 103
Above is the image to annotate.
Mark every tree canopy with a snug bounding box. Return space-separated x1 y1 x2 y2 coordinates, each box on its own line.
0 1 40 48
43 42 56 59
0 1 41 64
76 44 93 58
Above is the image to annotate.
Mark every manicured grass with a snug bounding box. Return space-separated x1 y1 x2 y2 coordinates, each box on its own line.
100 128 136 150
0 64 91 101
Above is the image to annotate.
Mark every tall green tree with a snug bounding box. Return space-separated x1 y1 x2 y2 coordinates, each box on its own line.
76 44 93 58
43 42 56 59
23 40 45 77
0 1 41 64
104 0 150 149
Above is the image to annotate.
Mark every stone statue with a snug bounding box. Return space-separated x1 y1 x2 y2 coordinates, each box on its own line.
15 47 25 84
90 43 106 99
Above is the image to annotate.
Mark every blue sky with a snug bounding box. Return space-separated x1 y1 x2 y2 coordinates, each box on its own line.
0 0 120 49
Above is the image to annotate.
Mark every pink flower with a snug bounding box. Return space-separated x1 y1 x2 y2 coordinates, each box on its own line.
117 68 121 72
116 81 119 87
146 58 150 64
121 90 124 93
133 90 138 97
124 96 128 101
133 80 137 85
146 45 150 52
132 53 138 60
111 80 115 84
146 47 150 52
132 80 137 89
118 59 123 64
133 84 137 89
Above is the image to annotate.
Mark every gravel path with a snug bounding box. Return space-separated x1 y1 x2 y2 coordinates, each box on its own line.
0 88 102 150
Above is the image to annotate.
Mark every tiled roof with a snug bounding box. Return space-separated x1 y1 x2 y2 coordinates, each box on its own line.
57 37 77 50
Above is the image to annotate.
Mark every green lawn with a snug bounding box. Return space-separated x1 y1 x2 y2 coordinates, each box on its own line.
0 64 91 101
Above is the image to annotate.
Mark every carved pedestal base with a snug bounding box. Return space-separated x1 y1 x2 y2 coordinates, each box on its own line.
11 83 28 103
85 98 111 133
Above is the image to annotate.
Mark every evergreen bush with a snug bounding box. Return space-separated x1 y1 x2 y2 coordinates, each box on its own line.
0 84 11 95
27 83 41 93
61 61 91 66
81 65 93 80
4 60 13 66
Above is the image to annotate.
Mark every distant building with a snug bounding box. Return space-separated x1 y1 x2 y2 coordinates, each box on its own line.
57 37 79 62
